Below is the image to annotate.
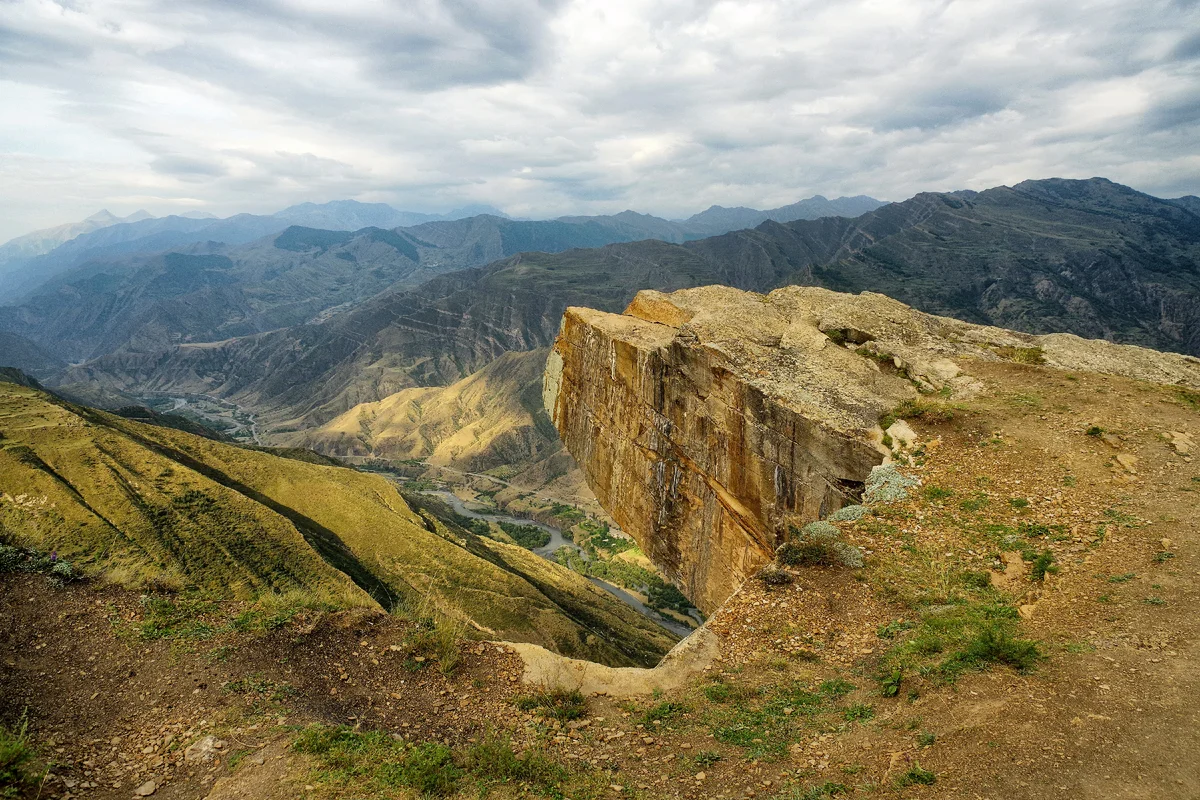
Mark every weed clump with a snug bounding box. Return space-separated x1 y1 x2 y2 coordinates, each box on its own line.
294 726 562 798
778 522 863 569
991 345 1046 364
896 763 936 786
513 689 587 721
948 624 1042 673
759 564 794 586
863 464 919 504
0 543 77 584
0 714 43 797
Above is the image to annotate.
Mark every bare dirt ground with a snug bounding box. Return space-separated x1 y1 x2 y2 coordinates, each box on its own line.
2 360 1198 800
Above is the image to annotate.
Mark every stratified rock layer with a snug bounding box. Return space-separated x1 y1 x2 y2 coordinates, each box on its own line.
546 285 1200 613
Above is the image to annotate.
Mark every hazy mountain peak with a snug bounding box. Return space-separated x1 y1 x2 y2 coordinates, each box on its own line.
85 209 119 223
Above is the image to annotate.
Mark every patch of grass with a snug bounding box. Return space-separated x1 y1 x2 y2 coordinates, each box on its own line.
922 485 954 501
878 398 961 431
1008 497 1030 510
294 726 564 798
958 492 989 512
992 345 1046 365
1144 596 1166 606
642 701 689 727
1085 425 1104 436
709 682 828 760
694 750 722 768
513 689 587 722
946 625 1041 674
1154 551 1176 563
879 585 1041 681
0 714 44 799
819 679 855 699
138 594 222 640
896 763 936 787
843 704 874 722
782 781 849 799
917 731 936 747
1107 572 1136 584
877 620 915 639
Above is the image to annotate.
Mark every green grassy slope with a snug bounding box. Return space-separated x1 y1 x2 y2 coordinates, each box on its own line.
0 382 677 666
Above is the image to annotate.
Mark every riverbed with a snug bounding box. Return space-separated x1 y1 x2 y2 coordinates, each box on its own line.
424 490 696 639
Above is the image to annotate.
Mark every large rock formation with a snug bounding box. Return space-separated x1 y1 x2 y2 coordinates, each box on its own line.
545 285 1200 613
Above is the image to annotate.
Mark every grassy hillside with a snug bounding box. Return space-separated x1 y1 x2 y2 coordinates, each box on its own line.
293 349 559 473
0 382 676 666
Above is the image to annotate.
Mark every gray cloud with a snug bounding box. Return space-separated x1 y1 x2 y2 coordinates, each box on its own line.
0 0 1198 242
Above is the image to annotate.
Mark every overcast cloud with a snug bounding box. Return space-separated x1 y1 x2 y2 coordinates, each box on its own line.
1 0 1198 240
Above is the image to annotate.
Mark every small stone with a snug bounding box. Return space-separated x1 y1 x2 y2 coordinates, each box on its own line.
133 780 157 796
184 736 218 764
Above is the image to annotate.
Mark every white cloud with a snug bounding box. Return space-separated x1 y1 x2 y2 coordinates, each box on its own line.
0 0 1197 240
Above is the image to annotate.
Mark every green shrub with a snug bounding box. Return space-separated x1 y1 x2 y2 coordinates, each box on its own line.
843 704 874 722
951 624 1041 673
879 668 903 698
1030 550 1056 582
387 743 461 797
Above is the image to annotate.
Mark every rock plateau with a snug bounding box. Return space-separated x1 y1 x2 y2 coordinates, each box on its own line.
545 285 1200 613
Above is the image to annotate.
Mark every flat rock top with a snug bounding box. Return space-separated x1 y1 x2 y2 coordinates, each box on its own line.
565 285 1200 437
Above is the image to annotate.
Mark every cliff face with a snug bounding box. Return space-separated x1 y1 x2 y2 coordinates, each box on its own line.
546 285 1200 613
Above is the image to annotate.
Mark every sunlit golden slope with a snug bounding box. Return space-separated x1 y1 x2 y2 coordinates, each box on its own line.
293 349 562 474
0 378 675 666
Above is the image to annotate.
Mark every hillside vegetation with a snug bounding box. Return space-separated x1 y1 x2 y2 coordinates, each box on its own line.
0 379 676 666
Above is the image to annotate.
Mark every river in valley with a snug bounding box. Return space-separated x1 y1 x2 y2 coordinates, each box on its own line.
423 490 697 639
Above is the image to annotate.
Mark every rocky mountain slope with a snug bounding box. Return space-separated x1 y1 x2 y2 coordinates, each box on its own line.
546 285 1200 613
291 349 560 473
1 194 888 369
53 178 1195 443
3 227 443 363
678 194 886 237
4 280 1199 800
0 377 676 666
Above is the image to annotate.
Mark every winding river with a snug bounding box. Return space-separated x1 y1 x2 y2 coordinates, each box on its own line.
423 490 696 639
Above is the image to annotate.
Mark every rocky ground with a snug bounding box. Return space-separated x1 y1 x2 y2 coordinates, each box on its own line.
2 360 1198 800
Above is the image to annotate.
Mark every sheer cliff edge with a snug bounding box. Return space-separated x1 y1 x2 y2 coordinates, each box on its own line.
544 285 1200 613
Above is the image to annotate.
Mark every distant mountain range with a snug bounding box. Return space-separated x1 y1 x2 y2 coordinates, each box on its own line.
0 195 887 303
26 178 1195 452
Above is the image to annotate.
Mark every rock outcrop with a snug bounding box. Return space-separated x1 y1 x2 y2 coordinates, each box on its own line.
545 285 1200 613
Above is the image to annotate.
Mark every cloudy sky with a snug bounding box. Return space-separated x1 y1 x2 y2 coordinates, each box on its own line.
1 0 1198 241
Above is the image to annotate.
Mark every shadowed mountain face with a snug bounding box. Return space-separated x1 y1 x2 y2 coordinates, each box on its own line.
1 227 440 363
52 178 1200 434
1 200 883 366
